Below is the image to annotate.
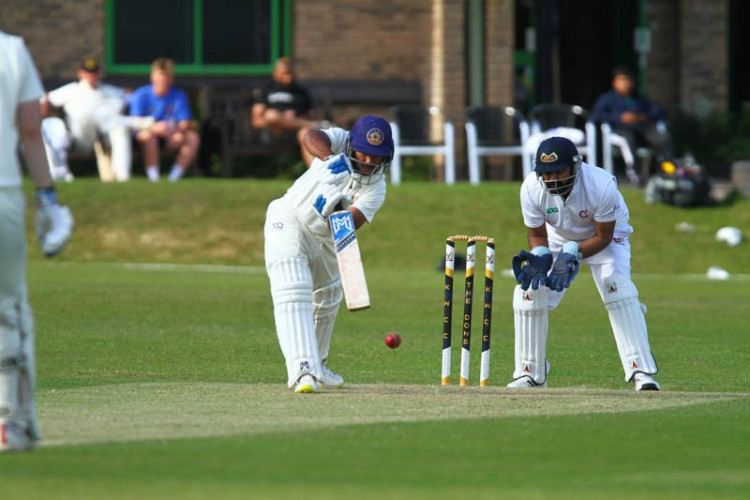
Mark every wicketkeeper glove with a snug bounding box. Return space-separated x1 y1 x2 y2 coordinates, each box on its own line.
511 247 552 291
312 183 352 220
316 153 353 185
34 187 74 257
546 242 581 292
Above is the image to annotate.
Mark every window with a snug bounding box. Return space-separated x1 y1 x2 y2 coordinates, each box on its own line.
105 0 291 75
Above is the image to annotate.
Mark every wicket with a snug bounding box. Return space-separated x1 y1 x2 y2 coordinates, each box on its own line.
442 235 495 386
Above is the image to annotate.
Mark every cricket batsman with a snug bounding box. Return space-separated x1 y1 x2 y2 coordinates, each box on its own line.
264 116 393 393
1 30 74 452
508 136 660 390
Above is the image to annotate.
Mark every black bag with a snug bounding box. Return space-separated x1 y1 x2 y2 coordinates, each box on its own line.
645 157 713 207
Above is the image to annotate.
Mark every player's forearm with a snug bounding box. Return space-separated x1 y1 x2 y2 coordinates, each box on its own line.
577 234 612 258
18 101 53 188
301 129 333 160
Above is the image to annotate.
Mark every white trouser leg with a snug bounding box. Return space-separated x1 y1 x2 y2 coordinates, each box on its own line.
313 279 342 363
0 190 36 441
511 285 549 384
41 117 71 180
601 275 658 381
108 125 132 181
267 257 322 387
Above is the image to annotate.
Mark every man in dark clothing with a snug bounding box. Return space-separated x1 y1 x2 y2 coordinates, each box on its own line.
591 67 673 163
252 57 321 164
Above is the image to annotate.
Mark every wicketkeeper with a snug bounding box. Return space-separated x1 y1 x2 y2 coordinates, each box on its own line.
264 116 393 393
508 136 660 391
1 30 74 452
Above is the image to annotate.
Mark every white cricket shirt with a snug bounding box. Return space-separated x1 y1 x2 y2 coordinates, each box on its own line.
0 32 45 187
47 81 128 126
280 127 386 239
520 162 633 244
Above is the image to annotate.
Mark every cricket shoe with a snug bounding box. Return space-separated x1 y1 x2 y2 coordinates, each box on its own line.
0 420 36 453
319 365 344 389
293 374 319 394
506 361 551 389
633 372 660 391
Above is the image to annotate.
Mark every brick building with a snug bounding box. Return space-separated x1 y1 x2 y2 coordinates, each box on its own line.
0 0 741 180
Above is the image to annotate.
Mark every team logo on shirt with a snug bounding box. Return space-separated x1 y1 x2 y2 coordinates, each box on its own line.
539 152 558 163
366 128 385 146
579 210 590 218
545 207 558 214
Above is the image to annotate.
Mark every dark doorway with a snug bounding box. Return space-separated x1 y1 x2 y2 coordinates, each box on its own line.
729 0 750 111
534 0 638 110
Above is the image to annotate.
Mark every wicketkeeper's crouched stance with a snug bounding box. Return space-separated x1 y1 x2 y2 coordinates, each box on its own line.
508 136 659 391
264 116 393 393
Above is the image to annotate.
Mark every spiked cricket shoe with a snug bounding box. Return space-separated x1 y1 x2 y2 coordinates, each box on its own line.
634 372 660 391
319 365 344 389
293 374 319 394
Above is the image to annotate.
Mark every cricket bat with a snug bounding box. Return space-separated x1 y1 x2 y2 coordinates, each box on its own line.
329 210 370 311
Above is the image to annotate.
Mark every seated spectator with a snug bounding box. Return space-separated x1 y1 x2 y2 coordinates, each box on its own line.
591 66 673 162
130 58 200 182
41 57 132 182
251 57 321 165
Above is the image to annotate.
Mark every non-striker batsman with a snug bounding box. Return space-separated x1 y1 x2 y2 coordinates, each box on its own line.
263 116 393 394
1 30 74 452
508 136 660 391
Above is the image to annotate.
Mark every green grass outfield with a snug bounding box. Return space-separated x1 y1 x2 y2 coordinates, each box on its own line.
2 179 749 499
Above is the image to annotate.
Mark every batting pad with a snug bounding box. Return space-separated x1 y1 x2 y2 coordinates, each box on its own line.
313 279 343 363
512 285 549 384
602 275 658 381
268 258 322 387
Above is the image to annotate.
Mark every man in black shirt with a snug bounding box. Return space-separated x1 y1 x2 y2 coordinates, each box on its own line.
252 57 321 164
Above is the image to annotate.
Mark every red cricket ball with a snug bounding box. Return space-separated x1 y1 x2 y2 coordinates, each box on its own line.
385 332 402 349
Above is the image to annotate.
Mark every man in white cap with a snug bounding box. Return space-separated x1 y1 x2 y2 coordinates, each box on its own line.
264 116 393 393
508 136 660 391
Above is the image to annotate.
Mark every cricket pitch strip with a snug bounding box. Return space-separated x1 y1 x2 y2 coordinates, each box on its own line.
38 383 748 447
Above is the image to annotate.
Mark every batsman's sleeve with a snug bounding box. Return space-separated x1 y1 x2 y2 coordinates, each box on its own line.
18 39 45 103
323 127 350 155
593 178 619 223
350 183 386 223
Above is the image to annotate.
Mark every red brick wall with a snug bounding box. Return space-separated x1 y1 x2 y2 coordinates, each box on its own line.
0 0 105 80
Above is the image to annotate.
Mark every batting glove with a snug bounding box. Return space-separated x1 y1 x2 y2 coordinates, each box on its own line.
316 153 353 185
35 187 74 257
511 247 552 291
312 183 352 220
547 242 581 292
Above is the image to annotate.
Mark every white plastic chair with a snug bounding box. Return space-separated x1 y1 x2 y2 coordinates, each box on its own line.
465 105 530 185
526 103 597 177
389 105 455 185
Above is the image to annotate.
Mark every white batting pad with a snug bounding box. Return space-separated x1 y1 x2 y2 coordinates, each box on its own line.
511 285 549 384
267 258 322 386
602 275 658 381
313 279 343 362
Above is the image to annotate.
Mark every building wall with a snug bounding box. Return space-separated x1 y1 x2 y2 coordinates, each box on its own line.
678 0 728 115
0 0 105 81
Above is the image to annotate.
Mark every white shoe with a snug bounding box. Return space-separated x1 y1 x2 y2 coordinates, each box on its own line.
506 361 550 389
319 365 344 389
0 420 35 453
633 372 660 391
293 374 319 394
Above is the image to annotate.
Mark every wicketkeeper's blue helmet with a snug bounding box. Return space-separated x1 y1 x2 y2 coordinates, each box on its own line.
534 136 582 196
